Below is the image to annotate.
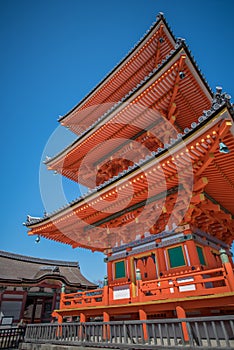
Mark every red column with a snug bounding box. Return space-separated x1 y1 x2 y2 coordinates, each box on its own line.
79 312 86 340
103 311 110 340
139 309 148 340
156 248 167 275
54 312 63 337
57 314 63 323
203 245 216 268
185 240 200 267
107 259 113 283
176 306 189 342
80 312 86 323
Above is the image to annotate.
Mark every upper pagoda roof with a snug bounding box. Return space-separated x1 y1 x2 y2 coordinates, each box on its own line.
0 250 96 288
58 13 211 135
45 43 212 187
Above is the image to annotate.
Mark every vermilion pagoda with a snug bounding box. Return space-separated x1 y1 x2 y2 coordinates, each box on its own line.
25 13 234 324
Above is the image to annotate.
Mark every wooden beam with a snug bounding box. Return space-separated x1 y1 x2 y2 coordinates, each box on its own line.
154 25 164 67
167 54 186 122
195 153 215 177
193 177 208 192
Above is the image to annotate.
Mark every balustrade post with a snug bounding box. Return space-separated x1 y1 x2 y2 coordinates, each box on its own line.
220 249 234 291
193 271 204 292
81 291 86 305
176 306 189 343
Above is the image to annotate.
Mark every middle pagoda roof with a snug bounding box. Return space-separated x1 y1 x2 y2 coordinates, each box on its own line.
26 102 234 251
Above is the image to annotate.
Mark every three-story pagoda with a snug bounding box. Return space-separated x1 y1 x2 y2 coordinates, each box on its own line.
25 13 234 323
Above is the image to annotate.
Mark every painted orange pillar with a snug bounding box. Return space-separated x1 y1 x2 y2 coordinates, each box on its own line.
80 312 86 323
185 240 200 266
156 247 167 275
184 240 204 291
107 258 113 282
57 314 63 323
53 312 63 337
139 309 148 340
126 251 135 301
79 312 86 340
103 311 110 340
176 306 189 342
203 245 216 268
128 256 137 299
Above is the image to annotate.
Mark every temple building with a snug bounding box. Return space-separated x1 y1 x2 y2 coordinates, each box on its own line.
0 251 96 324
25 13 234 323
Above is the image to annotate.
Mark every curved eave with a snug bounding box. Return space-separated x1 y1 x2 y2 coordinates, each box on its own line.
0 275 95 289
46 47 212 182
26 107 234 251
58 14 176 130
19 275 94 289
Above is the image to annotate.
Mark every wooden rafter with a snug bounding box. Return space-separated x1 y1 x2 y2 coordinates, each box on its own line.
195 119 232 178
154 24 164 67
167 54 186 123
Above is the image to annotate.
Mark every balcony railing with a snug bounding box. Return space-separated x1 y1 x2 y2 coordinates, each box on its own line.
62 288 104 308
60 266 234 310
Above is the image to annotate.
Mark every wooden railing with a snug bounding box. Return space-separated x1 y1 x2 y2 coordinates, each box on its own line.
140 266 230 299
60 266 234 309
0 327 25 349
23 315 234 349
61 288 104 308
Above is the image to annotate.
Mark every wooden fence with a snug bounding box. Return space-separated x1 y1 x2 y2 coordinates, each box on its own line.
23 315 234 349
0 326 25 349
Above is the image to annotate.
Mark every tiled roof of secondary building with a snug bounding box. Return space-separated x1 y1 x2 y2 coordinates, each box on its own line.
0 250 96 288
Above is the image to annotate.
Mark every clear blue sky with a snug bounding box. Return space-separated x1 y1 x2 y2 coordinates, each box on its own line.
0 0 233 283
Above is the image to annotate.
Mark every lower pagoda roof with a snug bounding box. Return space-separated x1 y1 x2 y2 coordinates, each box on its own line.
25 100 234 252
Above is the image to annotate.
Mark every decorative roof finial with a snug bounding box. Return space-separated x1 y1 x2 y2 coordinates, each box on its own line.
216 86 222 94
176 37 185 45
156 12 164 21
